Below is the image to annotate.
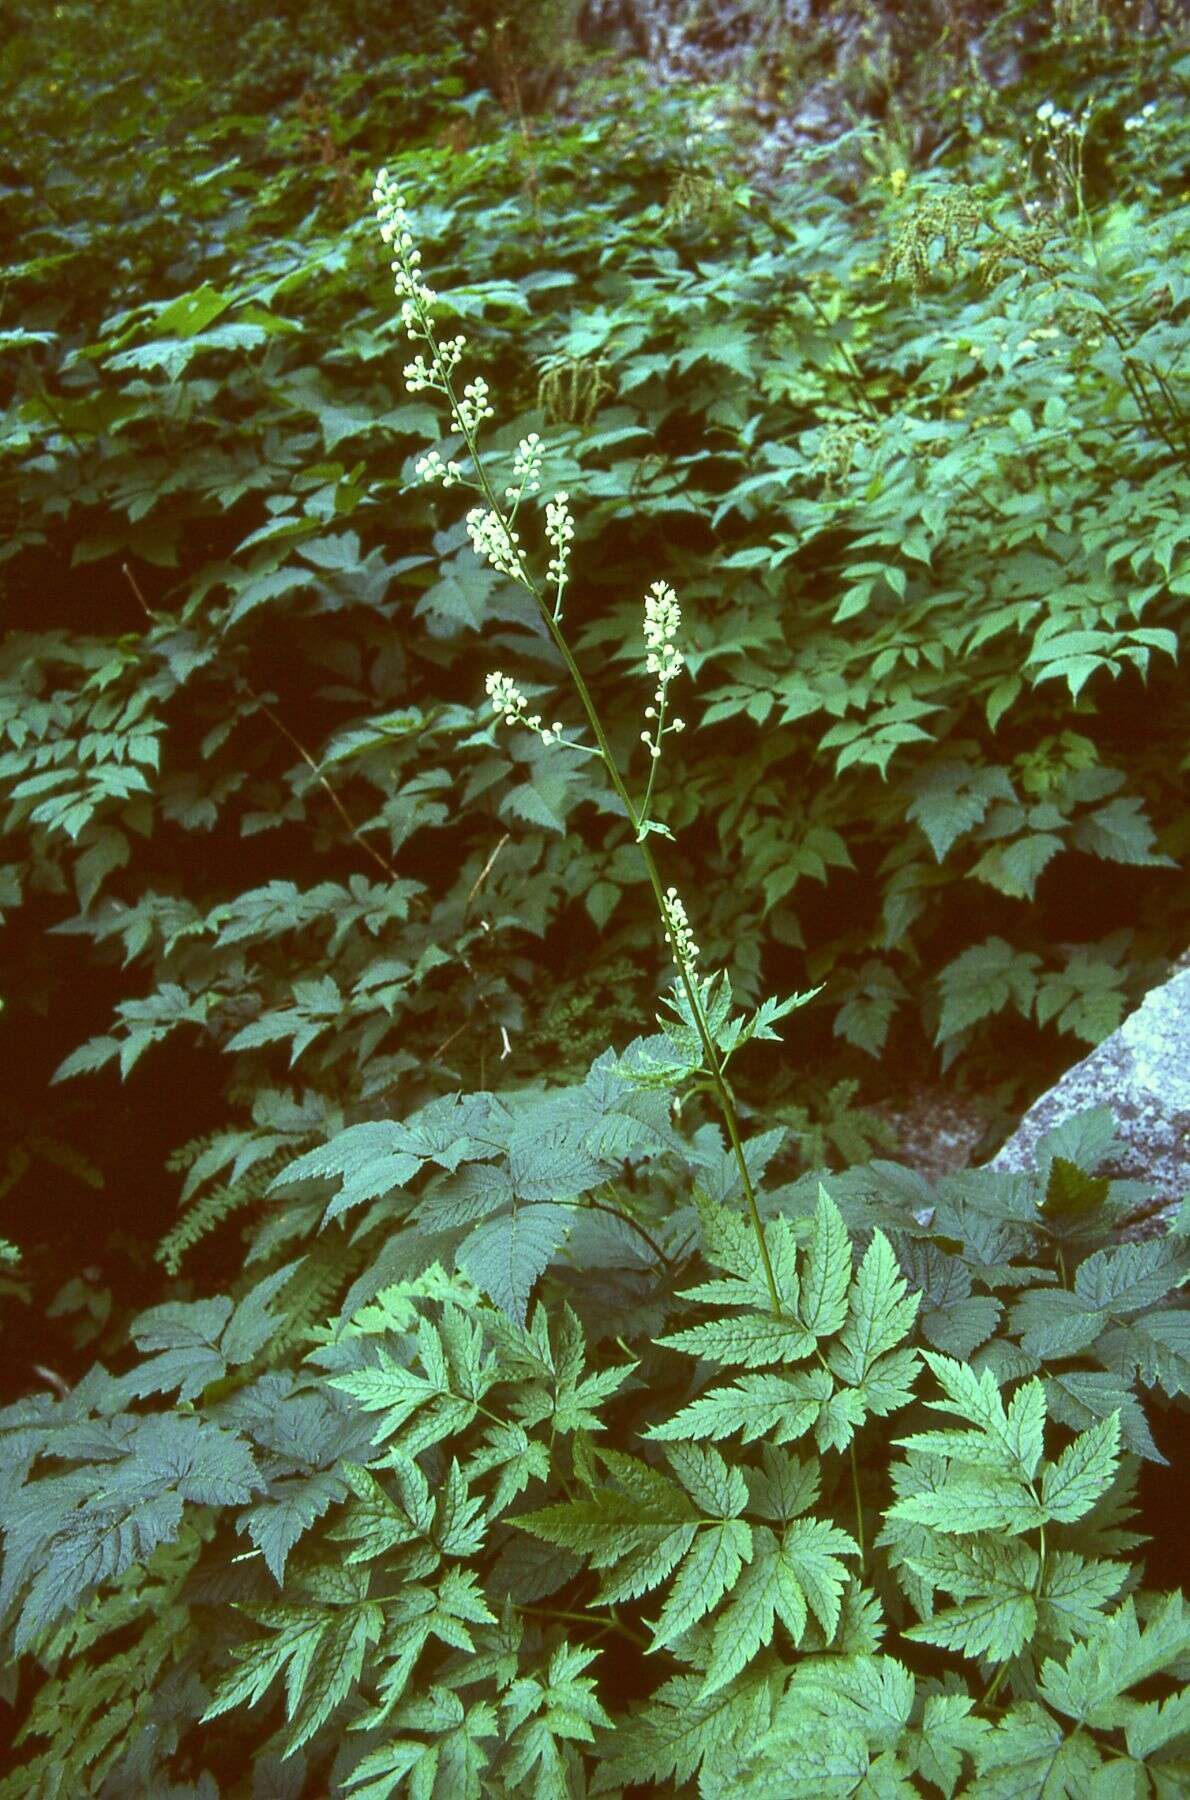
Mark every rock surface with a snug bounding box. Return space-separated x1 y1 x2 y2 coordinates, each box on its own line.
574 0 1027 191
989 966 1190 1228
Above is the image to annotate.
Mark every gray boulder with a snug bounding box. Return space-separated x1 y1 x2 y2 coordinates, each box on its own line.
989 967 1190 1230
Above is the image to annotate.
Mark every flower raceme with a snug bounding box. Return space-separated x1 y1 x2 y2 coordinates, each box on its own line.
371 164 687 827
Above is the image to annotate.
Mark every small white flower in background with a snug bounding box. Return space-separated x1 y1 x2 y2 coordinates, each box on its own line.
545 491 574 590
484 672 565 746
661 886 699 971
1124 102 1158 133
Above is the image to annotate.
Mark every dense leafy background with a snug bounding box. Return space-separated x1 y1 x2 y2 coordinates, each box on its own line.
0 1 1187 1794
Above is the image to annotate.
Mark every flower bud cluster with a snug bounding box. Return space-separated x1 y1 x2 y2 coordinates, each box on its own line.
661 886 699 970
374 167 480 430
373 169 438 322
401 352 433 393
400 335 465 396
467 507 528 585
485 672 565 747
644 581 684 689
1024 99 1092 214
1123 102 1158 133
506 432 544 501
457 377 496 434
414 449 463 488
1031 98 1093 167
545 491 574 590
1034 99 1083 135
639 580 687 760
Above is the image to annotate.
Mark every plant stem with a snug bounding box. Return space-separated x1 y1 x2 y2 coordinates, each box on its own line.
521 1604 649 1650
849 1442 866 1569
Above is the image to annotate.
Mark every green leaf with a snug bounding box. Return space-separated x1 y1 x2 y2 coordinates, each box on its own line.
801 1186 851 1338
970 1703 1104 1797
1038 1593 1190 1727
784 1654 914 1751
457 1203 573 1325
935 938 1040 1043
701 1517 861 1694
1036 1550 1126 1644
889 1464 1044 1536
906 761 1014 862
239 1471 346 1584
1074 1239 1187 1314
501 1641 613 1792
593 1666 776 1792
657 1312 815 1367
1041 1413 1121 1523
154 284 234 337
1072 796 1173 866
905 1692 991 1797
827 1229 921 1387
651 1513 754 1648
645 1366 833 1445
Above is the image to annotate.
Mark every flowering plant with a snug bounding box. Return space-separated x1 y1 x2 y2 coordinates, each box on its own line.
374 166 816 1313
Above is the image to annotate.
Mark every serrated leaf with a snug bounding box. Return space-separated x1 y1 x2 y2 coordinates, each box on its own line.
1073 1239 1186 1314
1044 1370 1167 1465
645 1366 833 1445
239 1470 346 1584
1038 1593 1190 1727
828 1230 921 1387
457 1203 572 1325
1041 1413 1120 1523
594 1667 776 1791
801 1186 851 1338
1036 1549 1126 1644
904 1586 1037 1663
1041 1157 1112 1231
657 1312 815 1367
888 1464 1043 1535
784 1654 914 1750
971 1703 1103 1797
908 1692 991 1797
650 1515 754 1648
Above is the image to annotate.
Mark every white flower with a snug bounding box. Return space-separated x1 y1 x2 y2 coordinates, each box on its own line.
485 670 527 721
467 507 527 584
506 433 544 501
456 376 496 434
545 491 574 588
414 449 462 488
402 353 434 395
643 580 685 692
484 673 566 748
661 886 699 970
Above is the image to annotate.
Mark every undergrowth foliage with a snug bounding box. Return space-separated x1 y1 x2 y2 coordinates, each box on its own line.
0 4 1188 1796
